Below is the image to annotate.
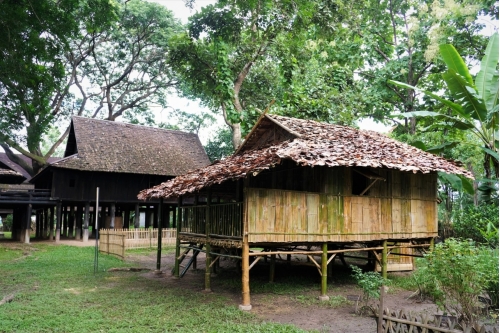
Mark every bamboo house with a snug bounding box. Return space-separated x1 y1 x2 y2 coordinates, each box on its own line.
138 115 473 310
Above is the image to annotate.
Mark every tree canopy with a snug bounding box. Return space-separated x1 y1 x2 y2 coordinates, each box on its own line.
0 0 182 176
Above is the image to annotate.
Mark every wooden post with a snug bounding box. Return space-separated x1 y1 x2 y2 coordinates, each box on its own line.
68 206 75 238
124 208 130 229
156 198 163 272
378 285 387 333
269 254 276 283
62 206 68 238
43 208 49 239
205 190 212 292
382 240 388 280
49 206 54 241
429 237 435 251
83 202 90 242
319 243 329 301
55 202 62 242
134 204 140 228
173 197 182 278
35 210 40 239
75 205 82 240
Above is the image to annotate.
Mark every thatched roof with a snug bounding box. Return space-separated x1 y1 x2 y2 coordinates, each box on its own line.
50 116 210 176
138 115 473 200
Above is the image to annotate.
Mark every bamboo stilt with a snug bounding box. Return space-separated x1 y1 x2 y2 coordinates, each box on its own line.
239 239 251 310
205 243 211 291
319 243 329 301
269 254 276 283
174 197 182 278
382 240 388 279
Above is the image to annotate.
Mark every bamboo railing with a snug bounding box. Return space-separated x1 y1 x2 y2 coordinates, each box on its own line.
180 202 243 238
99 228 177 258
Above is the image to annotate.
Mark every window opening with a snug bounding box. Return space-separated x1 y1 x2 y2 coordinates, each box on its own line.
352 168 386 196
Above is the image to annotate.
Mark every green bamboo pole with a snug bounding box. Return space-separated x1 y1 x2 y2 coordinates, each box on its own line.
319 243 329 301
156 198 163 272
382 240 388 279
205 190 212 292
429 237 435 251
174 197 182 278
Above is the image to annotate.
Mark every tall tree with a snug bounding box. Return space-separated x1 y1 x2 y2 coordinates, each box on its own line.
349 0 494 134
0 0 117 174
169 0 352 149
0 0 183 176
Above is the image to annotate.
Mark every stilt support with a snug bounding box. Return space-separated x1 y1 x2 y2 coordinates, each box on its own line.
239 240 252 310
381 240 388 280
318 243 329 301
269 254 276 283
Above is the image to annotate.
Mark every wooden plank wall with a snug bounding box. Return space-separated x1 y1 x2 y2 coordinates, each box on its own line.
246 168 437 243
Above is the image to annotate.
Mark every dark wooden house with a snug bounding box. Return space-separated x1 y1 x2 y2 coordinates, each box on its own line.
30 116 210 242
138 114 473 310
0 153 61 242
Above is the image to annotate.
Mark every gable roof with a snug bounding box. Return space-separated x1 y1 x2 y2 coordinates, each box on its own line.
50 116 210 176
138 115 473 200
0 153 60 180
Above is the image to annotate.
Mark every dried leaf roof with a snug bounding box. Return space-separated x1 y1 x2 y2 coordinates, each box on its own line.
51 117 210 176
138 115 473 200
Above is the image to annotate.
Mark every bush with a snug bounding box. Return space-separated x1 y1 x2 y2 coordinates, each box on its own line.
452 204 499 247
2 214 12 231
415 239 498 324
351 265 389 311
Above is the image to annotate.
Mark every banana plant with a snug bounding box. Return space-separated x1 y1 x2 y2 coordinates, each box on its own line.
389 33 498 202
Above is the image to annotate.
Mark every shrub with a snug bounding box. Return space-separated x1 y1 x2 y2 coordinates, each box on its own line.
351 265 389 314
452 204 499 247
2 214 12 231
415 239 498 324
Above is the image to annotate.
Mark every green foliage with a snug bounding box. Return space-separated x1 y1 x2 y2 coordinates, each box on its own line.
2 215 12 232
452 204 499 247
204 127 234 163
415 239 499 323
350 265 388 301
389 33 499 203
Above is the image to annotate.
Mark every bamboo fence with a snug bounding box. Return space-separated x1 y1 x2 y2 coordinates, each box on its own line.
99 228 177 258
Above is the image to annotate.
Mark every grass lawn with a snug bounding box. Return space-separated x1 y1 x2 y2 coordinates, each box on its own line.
0 244 309 333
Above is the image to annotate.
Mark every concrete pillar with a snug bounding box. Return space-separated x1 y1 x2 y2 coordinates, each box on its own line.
23 204 32 244
110 203 116 229
83 202 90 242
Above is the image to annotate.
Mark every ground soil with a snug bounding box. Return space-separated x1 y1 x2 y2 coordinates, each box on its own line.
22 238 446 333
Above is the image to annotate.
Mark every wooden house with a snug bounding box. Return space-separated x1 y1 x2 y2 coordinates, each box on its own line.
29 116 210 242
138 115 473 310
0 153 61 242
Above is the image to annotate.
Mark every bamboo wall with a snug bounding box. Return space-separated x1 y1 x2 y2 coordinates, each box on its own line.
245 167 437 244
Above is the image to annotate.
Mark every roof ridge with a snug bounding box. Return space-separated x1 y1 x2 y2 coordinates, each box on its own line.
71 116 197 137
